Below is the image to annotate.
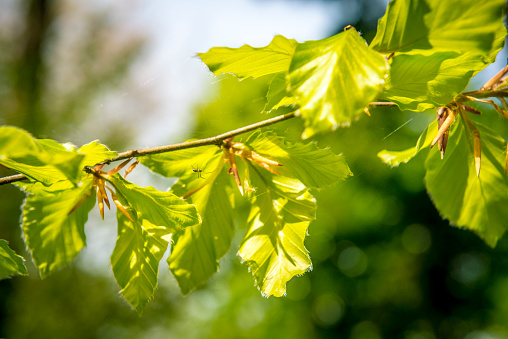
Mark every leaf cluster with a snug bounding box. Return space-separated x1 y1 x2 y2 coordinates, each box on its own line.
1 0 508 314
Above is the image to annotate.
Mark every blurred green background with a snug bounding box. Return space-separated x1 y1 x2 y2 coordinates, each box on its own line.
1 1 508 338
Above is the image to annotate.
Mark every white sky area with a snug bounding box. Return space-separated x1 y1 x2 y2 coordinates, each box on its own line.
78 0 352 273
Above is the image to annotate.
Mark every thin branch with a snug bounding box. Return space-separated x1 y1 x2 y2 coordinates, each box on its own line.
99 111 298 165
461 89 508 99
0 111 298 186
0 174 26 185
370 101 398 107
2 84 508 187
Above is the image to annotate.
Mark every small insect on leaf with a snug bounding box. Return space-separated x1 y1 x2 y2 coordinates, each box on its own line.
192 165 207 179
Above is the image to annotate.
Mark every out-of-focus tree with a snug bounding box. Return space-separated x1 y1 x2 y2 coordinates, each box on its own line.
0 0 144 337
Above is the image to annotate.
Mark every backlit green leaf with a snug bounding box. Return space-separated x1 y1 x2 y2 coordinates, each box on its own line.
371 0 506 55
78 141 118 168
37 139 84 183
0 126 85 185
239 167 316 297
140 146 236 294
264 73 298 113
111 205 171 314
20 178 95 278
168 170 235 295
288 28 388 138
243 130 352 188
0 240 28 279
379 52 488 111
198 35 298 79
379 120 437 167
110 175 200 234
107 175 201 306
425 117 508 247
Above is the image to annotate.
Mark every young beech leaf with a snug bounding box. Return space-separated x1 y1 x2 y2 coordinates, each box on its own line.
378 52 488 112
0 240 28 279
264 73 298 113
37 139 84 183
168 169 235 295
140 147 236 295
239 166 316 297
198 35 298 79
378 120 437 167
19 178 96 278
0 126 86 185
139 145 220 187
370 0 506 56
425 118 508 247
109 175 200 234
111 203 172 314
243 130 352 188
288 28 388 138
78 141 118 168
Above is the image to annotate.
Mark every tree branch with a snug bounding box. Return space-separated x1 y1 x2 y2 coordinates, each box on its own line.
0 111 298 186
4 87 506 187
0 174 26 186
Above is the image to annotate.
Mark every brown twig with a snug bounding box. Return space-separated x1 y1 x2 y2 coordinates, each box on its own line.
0 111 298 186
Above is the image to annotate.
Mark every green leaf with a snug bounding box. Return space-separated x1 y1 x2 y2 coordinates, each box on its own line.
140 147 236 294
110 175 200 234
379 52 488 111
486 23 507 64
288 28 388 138
111 205 171 314
139 145 220 184
198 35 298 79
108 175 201 307
0 126 85 185
378 120 437 167
0 240 28 279
239 167 316 297
0 126 40 156
77 141 118 168
168 170 235 295
370 0 506 55
36 139 84 183
243 130 352 188
425 117 508 247
20 178 95 278
264 73 298 113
